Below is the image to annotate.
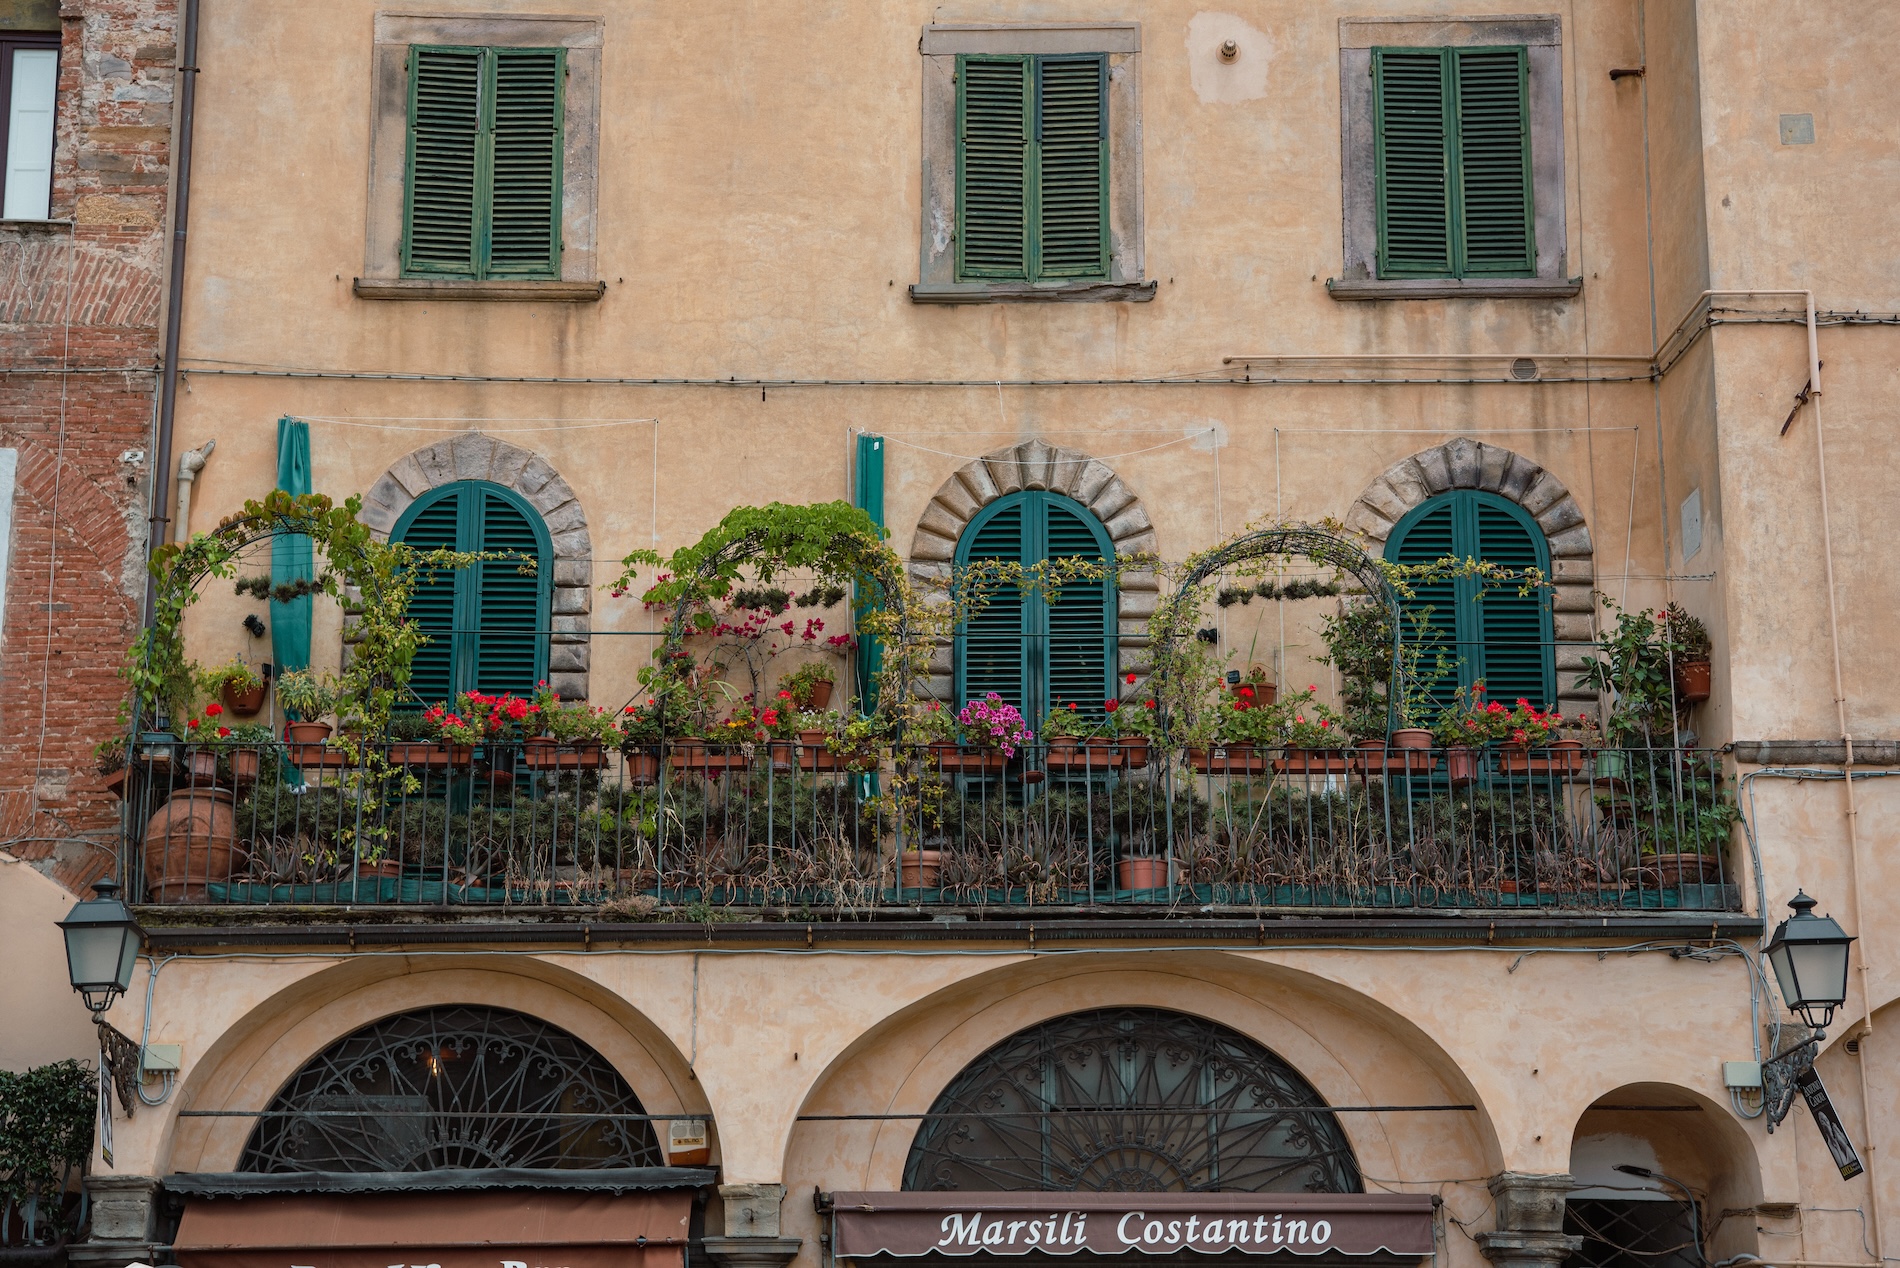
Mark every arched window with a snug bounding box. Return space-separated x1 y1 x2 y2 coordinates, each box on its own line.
1385 489 1554 710
238 1005 663 1172
393 480 553 705
955 491 1116 725
903 1007 1361 1193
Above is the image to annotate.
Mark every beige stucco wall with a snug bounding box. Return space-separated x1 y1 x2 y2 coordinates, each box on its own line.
0 859 99 1071
96 3 1900 1268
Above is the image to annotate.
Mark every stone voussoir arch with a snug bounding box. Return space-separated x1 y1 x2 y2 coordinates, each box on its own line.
357 432 594 700
908 440 1159 702
1344 436 1595 703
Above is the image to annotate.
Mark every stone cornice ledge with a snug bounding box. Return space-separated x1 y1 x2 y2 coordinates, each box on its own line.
910 280 1158 304
1326 276 1583 301
353 277 606 302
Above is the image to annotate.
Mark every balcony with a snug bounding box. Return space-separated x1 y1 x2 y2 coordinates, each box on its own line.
124 739 1742 921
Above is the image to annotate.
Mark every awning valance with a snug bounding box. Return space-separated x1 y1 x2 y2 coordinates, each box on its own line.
173 1187 697 1268
828 1192 1436 1259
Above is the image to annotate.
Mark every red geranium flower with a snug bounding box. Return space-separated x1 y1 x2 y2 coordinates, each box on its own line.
205 702 223 717
1125 672 1137 684
1239 686 1254 698
1104 700 1119 713
217 726 232 738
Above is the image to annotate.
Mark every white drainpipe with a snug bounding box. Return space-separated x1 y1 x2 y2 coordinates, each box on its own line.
173 438 215 543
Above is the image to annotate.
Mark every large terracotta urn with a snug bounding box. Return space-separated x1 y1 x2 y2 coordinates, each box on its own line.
142 787 241 902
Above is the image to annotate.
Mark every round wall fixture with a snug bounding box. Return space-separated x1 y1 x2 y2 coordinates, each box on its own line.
1219 39 1239 62
1511 357 1540 380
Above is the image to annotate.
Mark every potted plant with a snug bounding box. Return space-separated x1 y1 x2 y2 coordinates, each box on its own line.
941 693 1030 776
1114 678 1157 770
789 708 843 771
1664 603 1713 703
1430 684 1498 786
220 721 274 787
1188 690 1270 775
910 698 957 764
827 713 887 774
1041 702 1107 773
528 684 615 769
615 699 667 783
1493 701 1589 777
781 660 837 710
421 701 487 766
275 670 339 743
206 658 267 718
181 703 231 784
1272 687 1352 776
1578 598 1677 747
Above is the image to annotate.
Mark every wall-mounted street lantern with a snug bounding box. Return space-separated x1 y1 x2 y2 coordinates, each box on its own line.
58 879 142 1016
1761 891 1856 1133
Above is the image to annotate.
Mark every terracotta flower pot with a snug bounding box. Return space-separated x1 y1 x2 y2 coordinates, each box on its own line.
1275 748 1352 776
805 680 833 709
523 735 558 766
1675 658 1712 704
1443 746 1481 786
1117 736 1151 769
931 743 1006 775
796 730 841 772
142 787 241 902
1391 728 1433 750
229 749 262 786
285 720 332 743
623 748 662 784
1498 739 1586 777
899 849 944 890
766 739 797 771
1118 856 1172 890
1187 744 1263 775
1624 851 1721 887
221 680 267 717
185 750 220 785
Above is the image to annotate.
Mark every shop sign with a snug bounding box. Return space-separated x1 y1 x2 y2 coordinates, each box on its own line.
830 1192 1435 1258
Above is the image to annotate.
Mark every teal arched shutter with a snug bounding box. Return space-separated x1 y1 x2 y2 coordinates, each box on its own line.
1386 497 1459 715
394 481 553 706
954 492 1116 726
1386 490 1554 709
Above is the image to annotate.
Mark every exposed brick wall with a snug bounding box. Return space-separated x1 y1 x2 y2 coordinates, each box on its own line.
0 0 172 893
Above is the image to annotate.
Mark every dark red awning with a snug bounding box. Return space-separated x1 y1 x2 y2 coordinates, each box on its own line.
174 1189 693 1268
829 1192 1436 1259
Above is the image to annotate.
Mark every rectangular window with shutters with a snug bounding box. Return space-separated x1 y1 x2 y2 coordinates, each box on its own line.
403 45 565 280
0 34 58 221
1373 46 1533 279
956 54 1108 284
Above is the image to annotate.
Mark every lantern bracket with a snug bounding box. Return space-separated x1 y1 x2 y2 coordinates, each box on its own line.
1761 1026 1821 1134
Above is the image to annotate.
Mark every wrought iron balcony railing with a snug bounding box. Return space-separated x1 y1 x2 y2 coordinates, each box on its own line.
123 739 1741 915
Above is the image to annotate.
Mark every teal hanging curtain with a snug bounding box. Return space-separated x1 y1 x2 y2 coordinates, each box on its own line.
853 433 885 712
270 417 314 677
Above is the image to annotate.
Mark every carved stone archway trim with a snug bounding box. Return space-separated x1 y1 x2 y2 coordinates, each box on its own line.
908 440 1159 702
1344 436 1595 704
358 432 593 701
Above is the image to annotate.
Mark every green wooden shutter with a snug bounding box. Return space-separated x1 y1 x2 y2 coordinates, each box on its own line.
1042 498 1116 715
1451 48 1533 274
853 434 885 712
1034 55 1108 279
396 493 462 707
958 56 1030 279
1374 46 1533 278
957 500 1029 713
1386 491 1553 711
1469 499 1552 706
1374 49 1452 277
488 48 564 276
471 488 550 695
1387 498 1460 715
404 47 482 275
403 46 563 280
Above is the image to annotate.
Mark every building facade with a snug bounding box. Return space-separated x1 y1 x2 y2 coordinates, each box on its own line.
15 4 1900 1268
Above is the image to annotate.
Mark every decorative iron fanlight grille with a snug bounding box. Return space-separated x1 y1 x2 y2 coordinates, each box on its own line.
238 1005 663 1172
903 1007 1361 1193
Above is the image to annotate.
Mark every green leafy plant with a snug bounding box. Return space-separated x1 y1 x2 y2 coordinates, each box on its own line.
780 659 837 707
1041 703 1092 739
1577 596 1677 745
201 657 262 695
1663 602 1712 660
1277 686 1350 750
274 669 339 723
0 1059 96 1241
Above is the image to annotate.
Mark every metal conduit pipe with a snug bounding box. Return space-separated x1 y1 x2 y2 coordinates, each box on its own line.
147 0 200 617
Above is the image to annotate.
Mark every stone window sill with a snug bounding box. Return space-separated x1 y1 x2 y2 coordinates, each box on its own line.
910 280 1157 305
353 278 606 302
1326 277 1583 301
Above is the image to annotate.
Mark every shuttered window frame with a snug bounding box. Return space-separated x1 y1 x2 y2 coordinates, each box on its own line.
402 44 566 281
953 491 1118 728
392 480 555 706
1372 45 1535 280
1384 490 1555 710
954 53 1110 285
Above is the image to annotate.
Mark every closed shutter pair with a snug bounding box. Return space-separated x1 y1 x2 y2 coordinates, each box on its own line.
398 483 552 707
1385 491 1555 713
957 54 1109 283
405 46 564 279
1375 46 1534 278
958 492 1117 728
